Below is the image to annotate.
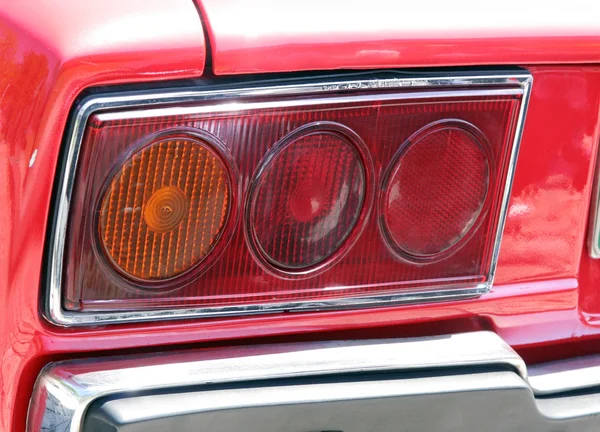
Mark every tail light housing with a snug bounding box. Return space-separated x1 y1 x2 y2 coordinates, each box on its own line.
47 72 531 325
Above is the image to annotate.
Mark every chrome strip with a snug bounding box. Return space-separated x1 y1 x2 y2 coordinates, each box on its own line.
588 147 600 257
84 372 530 430
487 75 532 285
95 88 523 121
29 330 600 431
46 72 533 326
529 353 600 395
27 331 526 432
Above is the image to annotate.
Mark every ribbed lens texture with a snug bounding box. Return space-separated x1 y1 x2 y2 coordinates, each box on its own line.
384 126 490 258
98 138 230 281
250 131 365 269
64 95 521 312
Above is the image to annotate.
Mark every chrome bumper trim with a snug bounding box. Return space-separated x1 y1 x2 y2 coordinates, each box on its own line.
529 353 600 396
27 331 524 431
85 372 532 432
27 331 600 431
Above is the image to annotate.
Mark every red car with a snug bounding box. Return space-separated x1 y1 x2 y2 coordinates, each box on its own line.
2 0 600 431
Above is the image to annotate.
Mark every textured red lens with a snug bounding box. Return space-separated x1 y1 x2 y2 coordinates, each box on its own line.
248 124 368 271
382 121 491 260
63 90 522 314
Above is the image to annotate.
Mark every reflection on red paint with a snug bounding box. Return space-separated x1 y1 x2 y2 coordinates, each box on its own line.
197 0 600 75
2 2 600 426
0 0 205 429
496 69 600 284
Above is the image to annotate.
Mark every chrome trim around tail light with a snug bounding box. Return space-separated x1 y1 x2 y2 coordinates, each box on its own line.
46 72 532 326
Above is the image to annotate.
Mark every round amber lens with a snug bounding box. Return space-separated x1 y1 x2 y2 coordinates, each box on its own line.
98 136 231 282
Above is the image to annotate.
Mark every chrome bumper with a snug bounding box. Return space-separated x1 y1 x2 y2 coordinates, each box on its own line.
27 332 600 431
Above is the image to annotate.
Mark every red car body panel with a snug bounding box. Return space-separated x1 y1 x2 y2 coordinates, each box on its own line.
198 0 600 75
0 1 205 429
2 1 600 431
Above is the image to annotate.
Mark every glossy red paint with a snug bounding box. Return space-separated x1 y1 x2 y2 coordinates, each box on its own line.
495 67 600 283
0 1 206 430
2 59 600 430
197 0 600 75
2 0 600 430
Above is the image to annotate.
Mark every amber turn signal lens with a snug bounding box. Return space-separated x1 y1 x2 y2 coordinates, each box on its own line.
98 135 231 282
144 186 188 233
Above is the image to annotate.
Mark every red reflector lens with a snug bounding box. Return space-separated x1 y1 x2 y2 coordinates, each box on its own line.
61 83 523 318
248 123 371 272
381 121 491 261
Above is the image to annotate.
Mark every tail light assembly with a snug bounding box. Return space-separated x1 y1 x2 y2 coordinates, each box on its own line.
46 72 532 325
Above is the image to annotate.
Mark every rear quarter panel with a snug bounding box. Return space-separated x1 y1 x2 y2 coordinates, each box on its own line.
3 1 600 430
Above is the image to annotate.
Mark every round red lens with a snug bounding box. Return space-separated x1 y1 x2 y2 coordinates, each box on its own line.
382 121 491 260
248 123 368 271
